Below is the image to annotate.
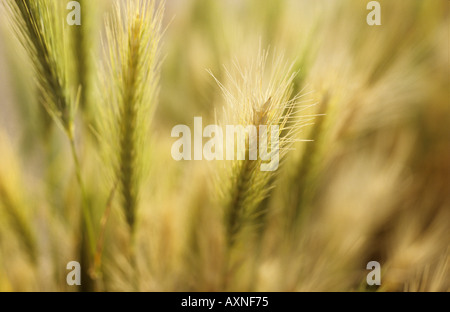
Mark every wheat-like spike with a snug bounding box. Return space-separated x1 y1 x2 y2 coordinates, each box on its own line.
2 0 74 134
3 1 99 289
211 49 316 249
210 49 318 290
99 0 164 233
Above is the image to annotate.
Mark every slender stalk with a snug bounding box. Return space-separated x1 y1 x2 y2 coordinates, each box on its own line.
94 182 117 276
69 135 95 255
68 132 98 291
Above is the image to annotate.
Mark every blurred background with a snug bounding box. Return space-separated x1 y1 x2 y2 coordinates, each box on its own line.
0 0 448 291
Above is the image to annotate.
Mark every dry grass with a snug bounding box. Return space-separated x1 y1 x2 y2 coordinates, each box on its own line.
0 0 448 292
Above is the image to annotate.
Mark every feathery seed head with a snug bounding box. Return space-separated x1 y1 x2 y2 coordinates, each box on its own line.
98 0 164 232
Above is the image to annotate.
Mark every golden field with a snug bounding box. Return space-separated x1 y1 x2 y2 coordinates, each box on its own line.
0 0 448 291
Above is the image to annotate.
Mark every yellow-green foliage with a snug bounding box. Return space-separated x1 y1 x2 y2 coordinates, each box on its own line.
0 0 448 291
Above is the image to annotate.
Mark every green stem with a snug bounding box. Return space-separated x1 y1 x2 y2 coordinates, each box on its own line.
69 133 95 256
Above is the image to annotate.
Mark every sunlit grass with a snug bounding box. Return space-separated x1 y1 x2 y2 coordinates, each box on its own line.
0 0 448 292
